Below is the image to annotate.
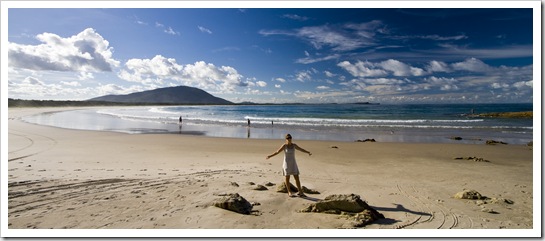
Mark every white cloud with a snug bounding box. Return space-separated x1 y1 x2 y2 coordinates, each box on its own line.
77 72 94 80
22 76 44 86
260 20 385 52
8 28 120 72
118 55 183 85
256 81 267 87
97 83 125 95
275 78 286 83
513 80 532 89
379 59 426 77
136 20 148 25
9 75 79 99
198 26 212 34
427 60 451 73
294 90 358 102
118 55 247 92
275 84 282 88
324 71 336 78
440 84 459 91
337 61 387 77
491 82 510 89
297 26 363 51
282 14 309 21
363 78 406 85
423 34 468 41
316 85 330 90
61 81 81 87
295 54 340 64
295 70 312 82
155 22 179 35
451 58 492 72
164 27 180 35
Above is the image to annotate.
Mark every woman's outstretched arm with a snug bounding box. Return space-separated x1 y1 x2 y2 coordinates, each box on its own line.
294 144 312 156
266 144 286 159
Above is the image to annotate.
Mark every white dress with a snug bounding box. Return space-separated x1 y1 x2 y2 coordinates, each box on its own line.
282 145 300 176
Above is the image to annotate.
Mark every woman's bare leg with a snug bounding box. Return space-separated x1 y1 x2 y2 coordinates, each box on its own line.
293 175 305 196
284 175 294 196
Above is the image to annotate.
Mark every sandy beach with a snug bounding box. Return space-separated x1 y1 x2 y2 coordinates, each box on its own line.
4 107 538 237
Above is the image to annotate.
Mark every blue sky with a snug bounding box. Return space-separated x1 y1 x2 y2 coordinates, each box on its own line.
5 3 538 104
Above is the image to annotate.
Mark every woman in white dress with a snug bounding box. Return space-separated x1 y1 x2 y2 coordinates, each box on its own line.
266 134 312 197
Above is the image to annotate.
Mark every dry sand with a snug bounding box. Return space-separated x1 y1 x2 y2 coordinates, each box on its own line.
3 107 539 237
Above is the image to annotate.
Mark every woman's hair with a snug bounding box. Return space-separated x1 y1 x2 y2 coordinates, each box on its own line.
285 134 292 139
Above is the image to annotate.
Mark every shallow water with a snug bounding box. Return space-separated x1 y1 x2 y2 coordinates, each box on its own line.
22 103 533 144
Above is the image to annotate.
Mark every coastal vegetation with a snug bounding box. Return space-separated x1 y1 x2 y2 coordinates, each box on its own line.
476 111 533 119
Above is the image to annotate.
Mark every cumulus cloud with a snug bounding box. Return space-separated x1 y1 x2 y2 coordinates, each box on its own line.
118 55 248 92
337 61 387 77
324 71 336 78
513 80 532 89
339 58 510 80
316 85 330 90
379 59 426 77
427 60 451 73
295 70 312 82
77 72 94 80
9 75 76 99
451 58 493 72
61 81 81 87
334 56 533 103
22 76 44 86
363 78 406 85
8 28 120 72
491 82 510 89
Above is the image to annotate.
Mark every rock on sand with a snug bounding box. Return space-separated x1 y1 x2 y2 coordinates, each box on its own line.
212 193 252 215
300 194 384 228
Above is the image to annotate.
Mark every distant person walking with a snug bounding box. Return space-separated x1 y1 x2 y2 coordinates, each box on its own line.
179 116 183 124
247 119 251 127
266 134 312 197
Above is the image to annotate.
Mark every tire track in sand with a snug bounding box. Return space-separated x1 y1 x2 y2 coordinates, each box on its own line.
8 168 253 228
8 130 58 162
395 184 473 229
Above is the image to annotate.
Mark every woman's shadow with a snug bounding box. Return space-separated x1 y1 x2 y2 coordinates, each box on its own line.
370 203 432 225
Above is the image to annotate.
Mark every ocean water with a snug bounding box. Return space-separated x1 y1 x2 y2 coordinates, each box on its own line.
22 103 533 144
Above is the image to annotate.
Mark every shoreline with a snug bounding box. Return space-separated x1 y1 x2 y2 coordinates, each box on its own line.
4 107 538 236
18 106 533 145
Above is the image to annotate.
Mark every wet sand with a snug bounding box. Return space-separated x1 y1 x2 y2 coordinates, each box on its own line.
4 107 538 237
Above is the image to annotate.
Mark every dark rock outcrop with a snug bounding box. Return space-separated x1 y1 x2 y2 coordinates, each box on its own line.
276 182 320 194
212 193 252 215
300 194 384 228
253 185 268 191
454 190 486 200
453 156 490 162
356 139 376 142
486 140 508 145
